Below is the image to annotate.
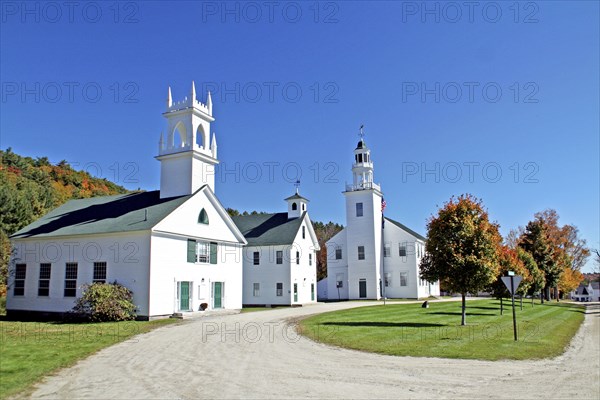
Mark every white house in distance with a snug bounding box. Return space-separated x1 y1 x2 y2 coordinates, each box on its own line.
570 282 600 302
232 191 320 306
7 83 248 319
322 132 439 300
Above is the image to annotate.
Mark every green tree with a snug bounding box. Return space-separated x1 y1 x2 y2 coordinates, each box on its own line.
489 246 531 298
518 218 559 301
517 247 545 297
420 194 502 325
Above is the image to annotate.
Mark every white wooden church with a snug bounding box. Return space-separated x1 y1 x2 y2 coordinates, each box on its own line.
321 134 440 300
6 82 318 319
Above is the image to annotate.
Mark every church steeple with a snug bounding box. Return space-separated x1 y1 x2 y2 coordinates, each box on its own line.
156 82 219 198
348 126 380 192
284 182 308 219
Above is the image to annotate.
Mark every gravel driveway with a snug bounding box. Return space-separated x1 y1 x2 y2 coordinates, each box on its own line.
29 301 599 399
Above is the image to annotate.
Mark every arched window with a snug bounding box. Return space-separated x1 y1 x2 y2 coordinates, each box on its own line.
302 204 305 211
292 202 297 211
198 208 209 224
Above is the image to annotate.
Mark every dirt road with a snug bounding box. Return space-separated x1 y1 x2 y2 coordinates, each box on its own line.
29 301 599 399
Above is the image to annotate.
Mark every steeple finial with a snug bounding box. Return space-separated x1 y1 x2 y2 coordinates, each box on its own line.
294 179 301 194
207 91 213 115
211 132 217 158
167 86 172 108
191 81 196 101
359 124 365 140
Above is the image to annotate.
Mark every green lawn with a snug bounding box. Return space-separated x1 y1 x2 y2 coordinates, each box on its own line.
299 299 585 360
0 318 179 399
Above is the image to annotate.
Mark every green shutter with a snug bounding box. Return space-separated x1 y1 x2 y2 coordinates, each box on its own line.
210 242 218 264
187 239 196 263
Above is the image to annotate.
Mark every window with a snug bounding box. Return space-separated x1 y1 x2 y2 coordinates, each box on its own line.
64 263 78 297
335 247 342 260
187 239 215 264
384 243 391 257
14 264 26 296
302 226 305 239
198 208 209 224
384 272 391 287
311 283 315 301
197 242 210 263
38 263 51 296
93 262 107 283
400 272 408 287
296 251 300 265
276 251 283 264
309 253 312 266
253 283 260 297
292 202 297 210
356 202 363 217
358 246 365 260
336 273 344 288
253 251 260 265
399 244 407 257
276 283 283 296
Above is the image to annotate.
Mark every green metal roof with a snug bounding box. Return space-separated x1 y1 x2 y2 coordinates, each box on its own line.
283 193 309 202
384 217 427 241
232 212 305 246
11 191 190 239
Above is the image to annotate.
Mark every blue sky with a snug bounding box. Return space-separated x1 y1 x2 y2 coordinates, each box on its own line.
1 1 598 272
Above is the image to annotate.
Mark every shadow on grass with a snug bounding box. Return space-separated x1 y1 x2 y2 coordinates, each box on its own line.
323 321 445 328
426 312 496 317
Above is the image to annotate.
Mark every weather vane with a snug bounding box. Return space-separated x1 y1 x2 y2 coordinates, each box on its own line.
359 124 365 139
294 179 301 193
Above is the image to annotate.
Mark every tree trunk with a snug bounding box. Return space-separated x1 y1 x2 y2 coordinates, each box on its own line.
540 291 544 304
461 293 466 326
555 286 560 302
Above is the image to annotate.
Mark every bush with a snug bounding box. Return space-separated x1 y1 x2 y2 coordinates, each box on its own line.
72 282 136 322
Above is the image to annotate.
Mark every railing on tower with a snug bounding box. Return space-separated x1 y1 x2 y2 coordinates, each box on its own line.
345 182 381 192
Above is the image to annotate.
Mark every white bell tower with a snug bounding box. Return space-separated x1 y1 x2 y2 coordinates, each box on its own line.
343 126 384 300
156 82 219 198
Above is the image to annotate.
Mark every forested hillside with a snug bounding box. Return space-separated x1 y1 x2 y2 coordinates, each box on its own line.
0 148 129 294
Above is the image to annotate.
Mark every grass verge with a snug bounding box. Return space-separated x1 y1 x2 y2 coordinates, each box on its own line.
299 299 585 360
0 317 179 398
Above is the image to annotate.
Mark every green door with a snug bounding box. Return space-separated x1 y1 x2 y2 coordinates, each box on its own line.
359 279 367 298
293 283 298 302
179 282 190 311
213 282 222 309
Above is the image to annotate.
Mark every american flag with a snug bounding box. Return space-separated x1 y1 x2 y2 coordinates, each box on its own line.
381 198 387 213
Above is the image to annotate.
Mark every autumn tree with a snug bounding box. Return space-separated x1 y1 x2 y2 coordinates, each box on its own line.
518 218 559 301
420 194 502 325
559 267 583 296
312 221 343 281
517 247 545 298
489 246 531 298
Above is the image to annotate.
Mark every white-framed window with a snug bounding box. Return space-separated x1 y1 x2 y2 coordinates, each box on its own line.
400 272 408 287
309 253 312 266
384 272 391 287
335 246 342 260
356 202 363 217
93 262 107 283
64 262 78 297
276 282 283 296
14 263 26 296
38 263 51 296
253 251 260 265
253 283 260 297
399 244 407 257
302 226 305 239
296 251 300 265
276 251 283 264
384 243 391 257
358 246 365 260
197 242 210 263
